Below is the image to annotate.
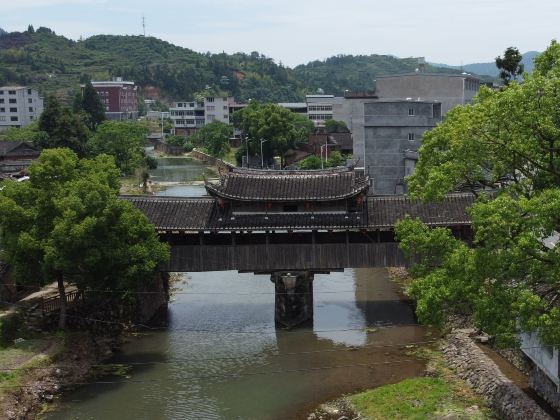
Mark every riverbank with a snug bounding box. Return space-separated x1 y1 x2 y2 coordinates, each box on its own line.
0 331 120 419
312 267 556 420
309 341 492 419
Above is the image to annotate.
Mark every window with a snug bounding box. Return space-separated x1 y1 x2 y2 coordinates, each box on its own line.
408 108 414 116
29 116 34 121
28 98 32 103
206 97 214 102
0 91 3 95
0 108 4 112
29 107 33 112
10 116 18 121
8 90 16 95
206 105 215 111
0 116 5 121
207 114 215 121
9 108 17 112
27 89 32 95
408 133 415 141
283 204 298 212
9 99 16 104
223 105 228 110
0 99 4 103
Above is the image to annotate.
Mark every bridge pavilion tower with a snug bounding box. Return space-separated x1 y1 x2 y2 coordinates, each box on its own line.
205 167 370 327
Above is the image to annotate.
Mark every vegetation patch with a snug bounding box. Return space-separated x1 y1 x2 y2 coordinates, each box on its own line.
349 345 492 419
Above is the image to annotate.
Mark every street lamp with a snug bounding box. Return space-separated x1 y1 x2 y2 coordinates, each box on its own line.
320 143 335 169
245 136 250 168
260 139 268 169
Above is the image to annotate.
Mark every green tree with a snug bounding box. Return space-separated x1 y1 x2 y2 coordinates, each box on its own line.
233 102 314 166
87 120 148 174
0 121 48 144
299 155 322 169
38 95 90 156
80 81 106 130
324 119 349 133
495 47 525 85
165 134 186 147
190 120 232 158
396 41 560 346
325 150 347 167
0 148 169 328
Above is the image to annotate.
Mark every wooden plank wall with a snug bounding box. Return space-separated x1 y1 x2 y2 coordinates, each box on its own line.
164 243 408 272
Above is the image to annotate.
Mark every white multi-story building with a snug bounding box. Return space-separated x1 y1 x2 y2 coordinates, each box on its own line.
0 86 44 130
170 96 232 135
306 95 334 126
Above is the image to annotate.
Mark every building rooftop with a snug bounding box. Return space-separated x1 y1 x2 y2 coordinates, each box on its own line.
0 86 27 91
0 141 39 157
205 167 369 202
375 72 481 81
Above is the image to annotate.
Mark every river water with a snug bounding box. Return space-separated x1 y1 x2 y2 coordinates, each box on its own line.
46 156 430 420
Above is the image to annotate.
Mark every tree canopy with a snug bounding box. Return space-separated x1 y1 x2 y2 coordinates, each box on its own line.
495 46 525 85
80 81 106 130
0 148 169 328
396 41 560 346
189 120 232 158
38 95 90 156
233 102 314 165
87 120 149 174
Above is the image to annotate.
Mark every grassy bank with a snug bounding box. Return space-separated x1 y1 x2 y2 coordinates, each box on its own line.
348 345 492 419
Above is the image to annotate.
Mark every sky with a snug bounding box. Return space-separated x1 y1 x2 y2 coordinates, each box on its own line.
2 0 559 67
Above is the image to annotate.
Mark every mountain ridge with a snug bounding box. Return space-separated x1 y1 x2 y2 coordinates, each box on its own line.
0 26 485 104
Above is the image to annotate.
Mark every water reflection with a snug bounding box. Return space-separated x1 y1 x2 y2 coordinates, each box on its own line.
47 269 428 420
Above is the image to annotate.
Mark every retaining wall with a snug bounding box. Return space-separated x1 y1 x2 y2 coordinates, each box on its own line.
442 330 552 420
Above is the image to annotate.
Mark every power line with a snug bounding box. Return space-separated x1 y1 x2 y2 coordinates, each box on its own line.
0 339 441 373
0 359 420 389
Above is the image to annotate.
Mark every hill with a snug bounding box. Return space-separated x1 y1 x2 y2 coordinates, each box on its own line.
0 26 467 103
431 51 540 77
292 54 463 95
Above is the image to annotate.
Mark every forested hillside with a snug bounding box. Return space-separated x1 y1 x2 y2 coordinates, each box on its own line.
293 55 461 95
0 26 466 103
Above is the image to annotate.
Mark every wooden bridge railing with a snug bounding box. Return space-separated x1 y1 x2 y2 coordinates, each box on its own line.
41 290 83 316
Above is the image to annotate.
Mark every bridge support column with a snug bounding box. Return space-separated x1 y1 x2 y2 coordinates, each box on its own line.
271 271 314 328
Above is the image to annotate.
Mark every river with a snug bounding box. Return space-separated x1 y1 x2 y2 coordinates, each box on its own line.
45 156 430 420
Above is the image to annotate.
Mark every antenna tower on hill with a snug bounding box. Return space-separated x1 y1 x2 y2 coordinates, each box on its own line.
142 15 146 37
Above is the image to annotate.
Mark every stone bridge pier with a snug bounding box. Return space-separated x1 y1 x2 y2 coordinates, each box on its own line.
271 271 314 328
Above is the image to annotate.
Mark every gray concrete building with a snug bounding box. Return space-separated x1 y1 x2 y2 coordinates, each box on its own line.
374 73 481 115
364 100 442 194
0 86 44 131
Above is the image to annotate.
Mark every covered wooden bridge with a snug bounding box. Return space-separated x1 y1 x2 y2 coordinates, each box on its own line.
125 166 474 327
125 167 474 273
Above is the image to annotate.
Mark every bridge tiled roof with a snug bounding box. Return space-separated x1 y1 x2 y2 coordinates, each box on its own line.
368 193 475 228
205 168 369 202
125 193 475 232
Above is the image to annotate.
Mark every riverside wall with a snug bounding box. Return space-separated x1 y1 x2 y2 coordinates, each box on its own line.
442 330 552 420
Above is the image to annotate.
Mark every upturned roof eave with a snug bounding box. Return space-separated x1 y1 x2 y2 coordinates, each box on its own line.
204 183 369 202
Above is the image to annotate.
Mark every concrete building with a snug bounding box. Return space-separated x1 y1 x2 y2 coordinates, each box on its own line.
0 86 44 130
170 96 232 136
374 73 481 115
306 95 334 126
89 78 138 120
363 99 442 194
521 331 560 411
278 102 308 115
